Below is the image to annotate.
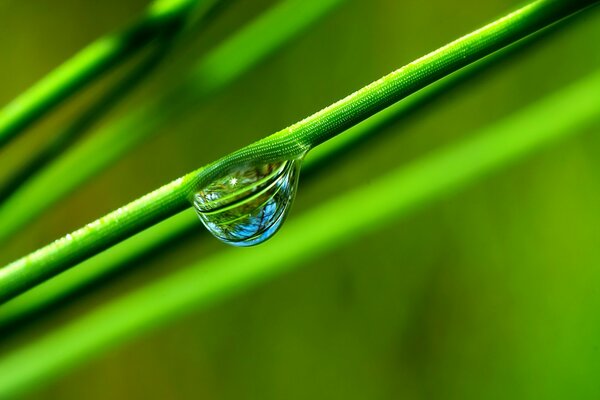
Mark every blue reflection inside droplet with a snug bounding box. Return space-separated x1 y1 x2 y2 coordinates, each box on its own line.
193 159 300 247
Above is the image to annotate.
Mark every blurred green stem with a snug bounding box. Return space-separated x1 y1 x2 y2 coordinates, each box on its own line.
0 68 599 398
0 42 172 203
0 0 215 148
0 0 596 303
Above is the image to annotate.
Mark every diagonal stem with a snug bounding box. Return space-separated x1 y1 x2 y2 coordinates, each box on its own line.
0 0 597 304
0 14 584 331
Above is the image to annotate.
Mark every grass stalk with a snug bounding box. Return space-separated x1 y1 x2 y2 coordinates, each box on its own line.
0 21 575 329
0 68 598 398
0 0 215 148
0 0 596 303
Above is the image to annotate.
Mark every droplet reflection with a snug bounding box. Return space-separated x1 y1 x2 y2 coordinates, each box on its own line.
193 159 301 247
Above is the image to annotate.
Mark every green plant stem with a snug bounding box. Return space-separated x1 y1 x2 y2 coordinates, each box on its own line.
0 22 571 329
0 0 596 304
0 0 211 148
1 69 599 398
0 0 347 243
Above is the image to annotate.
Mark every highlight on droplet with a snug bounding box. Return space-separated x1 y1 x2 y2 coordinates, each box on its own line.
192 158 301 247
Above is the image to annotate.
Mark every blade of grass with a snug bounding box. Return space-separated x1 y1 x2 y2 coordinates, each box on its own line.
1 69 599 398
0 0 596 303
0 19 577 330
0 0 347 243
0 0 215 148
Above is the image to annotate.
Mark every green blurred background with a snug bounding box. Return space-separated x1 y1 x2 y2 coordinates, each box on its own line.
1 0 600 398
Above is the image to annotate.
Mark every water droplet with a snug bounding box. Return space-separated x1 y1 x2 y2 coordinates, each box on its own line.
193 159 301 247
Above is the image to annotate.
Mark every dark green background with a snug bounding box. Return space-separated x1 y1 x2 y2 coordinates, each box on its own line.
1 0 600 398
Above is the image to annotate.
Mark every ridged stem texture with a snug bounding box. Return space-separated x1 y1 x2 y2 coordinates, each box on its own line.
0 0 596 303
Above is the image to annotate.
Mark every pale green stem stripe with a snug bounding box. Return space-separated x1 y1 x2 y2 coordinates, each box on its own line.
0 0 596 303
0 0 210 148
0 69 598 399
0 0 346 243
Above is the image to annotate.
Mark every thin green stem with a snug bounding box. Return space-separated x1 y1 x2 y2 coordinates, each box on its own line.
0 0 346 243
0 0 596 303
0 0 210 148
0 21 573 329
1 69 599 398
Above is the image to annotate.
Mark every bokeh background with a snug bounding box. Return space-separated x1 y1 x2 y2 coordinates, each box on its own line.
1 0 600 398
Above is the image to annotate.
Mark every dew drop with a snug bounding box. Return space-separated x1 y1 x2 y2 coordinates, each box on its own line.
193 158 301 247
